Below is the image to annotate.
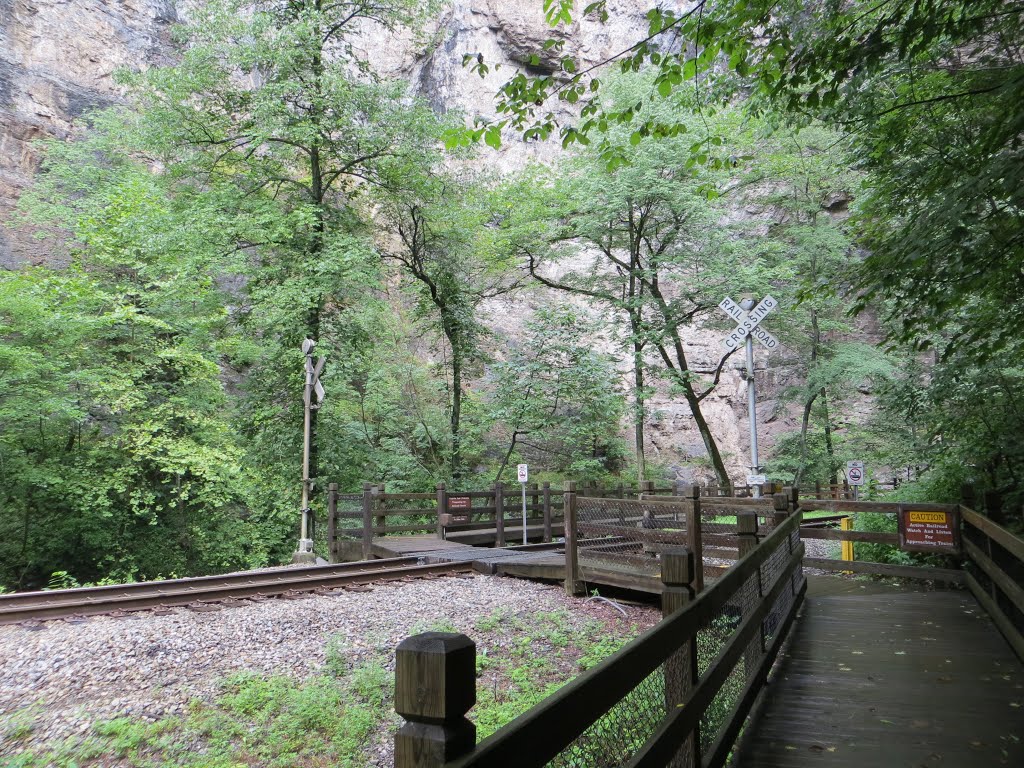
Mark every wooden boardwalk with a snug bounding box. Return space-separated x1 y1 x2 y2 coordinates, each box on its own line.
737 576 1024 767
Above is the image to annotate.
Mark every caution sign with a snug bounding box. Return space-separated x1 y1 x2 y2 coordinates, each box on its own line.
898 507 960 553
444 495 472 525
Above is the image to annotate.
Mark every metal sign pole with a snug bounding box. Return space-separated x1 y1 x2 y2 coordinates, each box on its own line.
740 298 761 498
521 483 528 545
517 464 529 545
297 341 315 559
295 338 325 563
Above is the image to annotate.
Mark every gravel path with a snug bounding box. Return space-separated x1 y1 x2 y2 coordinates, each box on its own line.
0 574 658 758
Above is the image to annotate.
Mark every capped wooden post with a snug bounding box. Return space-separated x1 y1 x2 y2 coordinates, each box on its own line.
661 548 699 768
772 490 792 529
361 482 375 561
542 482 552 543
564 480 583 595
327 483 339 563
436 482 447 539
493 482 505 547
394 632 476 767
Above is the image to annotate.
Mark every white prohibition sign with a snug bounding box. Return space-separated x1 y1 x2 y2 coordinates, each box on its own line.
517 463 529 483
847 460 865 486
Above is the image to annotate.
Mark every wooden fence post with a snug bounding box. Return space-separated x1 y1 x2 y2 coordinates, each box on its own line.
542 482 552 543
772 491 790 529
639 479 654 498
394 632 476 767
661 548 699 768
362 483 375 561
493 482 505 547
682 484 704 593
435 482 447 539
564 480 583 595
327 483 338 563
814 480 822 499
737 512 764 682
960 483 976 510
984 490 1005 525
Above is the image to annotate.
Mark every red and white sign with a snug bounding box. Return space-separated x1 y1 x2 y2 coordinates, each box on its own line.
899 508 960 553
517 464 529 483
847 460 865 486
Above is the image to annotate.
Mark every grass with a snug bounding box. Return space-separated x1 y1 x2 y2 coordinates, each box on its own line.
2 658 395 768
2 608 647 768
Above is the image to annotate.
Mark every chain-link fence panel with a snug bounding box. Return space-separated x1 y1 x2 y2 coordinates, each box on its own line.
575 497 693 579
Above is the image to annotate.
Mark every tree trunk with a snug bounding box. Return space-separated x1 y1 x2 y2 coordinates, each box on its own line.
448 328 463 482
795 307 822 488
822 390 837 484
629 268 647 482
633 346 647 483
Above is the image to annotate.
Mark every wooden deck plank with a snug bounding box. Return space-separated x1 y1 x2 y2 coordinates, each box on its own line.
737 576 1024 767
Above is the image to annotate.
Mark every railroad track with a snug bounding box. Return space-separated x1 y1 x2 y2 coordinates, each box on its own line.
799 514 850 529
0 557 472 626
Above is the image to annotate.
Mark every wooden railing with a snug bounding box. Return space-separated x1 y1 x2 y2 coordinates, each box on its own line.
961 507 1024 661
327 481 706 560
796 499 965 582
392 512 807 768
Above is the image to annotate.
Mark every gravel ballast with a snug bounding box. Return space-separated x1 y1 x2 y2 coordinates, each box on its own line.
0 573 659 758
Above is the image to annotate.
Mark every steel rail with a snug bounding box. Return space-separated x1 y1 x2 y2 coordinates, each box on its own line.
0 558 472 625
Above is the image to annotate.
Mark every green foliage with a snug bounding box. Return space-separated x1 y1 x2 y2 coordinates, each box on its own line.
2 143 256 588
484 307 628 482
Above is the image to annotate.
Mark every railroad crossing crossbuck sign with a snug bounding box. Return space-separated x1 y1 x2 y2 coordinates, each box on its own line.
719 295 779 351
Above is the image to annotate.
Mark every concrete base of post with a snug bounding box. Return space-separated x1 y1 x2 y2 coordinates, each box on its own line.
291 538 316 564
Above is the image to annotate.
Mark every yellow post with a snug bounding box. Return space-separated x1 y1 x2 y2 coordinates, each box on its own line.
841 516 854 563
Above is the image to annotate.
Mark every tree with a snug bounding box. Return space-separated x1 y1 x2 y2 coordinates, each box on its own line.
118 0 444 537
3 132 253 588
462 1 1022 359
484 307 627 482
377 173 521 482
502 79 786 486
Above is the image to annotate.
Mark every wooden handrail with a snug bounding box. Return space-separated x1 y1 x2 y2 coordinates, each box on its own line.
419 513 805 768
961 506 1024 661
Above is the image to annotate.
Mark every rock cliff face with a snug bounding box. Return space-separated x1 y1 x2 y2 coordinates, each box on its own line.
0 0 180 264
0 1 847 484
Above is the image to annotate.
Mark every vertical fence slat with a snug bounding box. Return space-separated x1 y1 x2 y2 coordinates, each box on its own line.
435 482 446 539
361 482 374 560
564 480 582 595
327 482 338 563
542 482 552 543
494 482 505 548
683 484 704 593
